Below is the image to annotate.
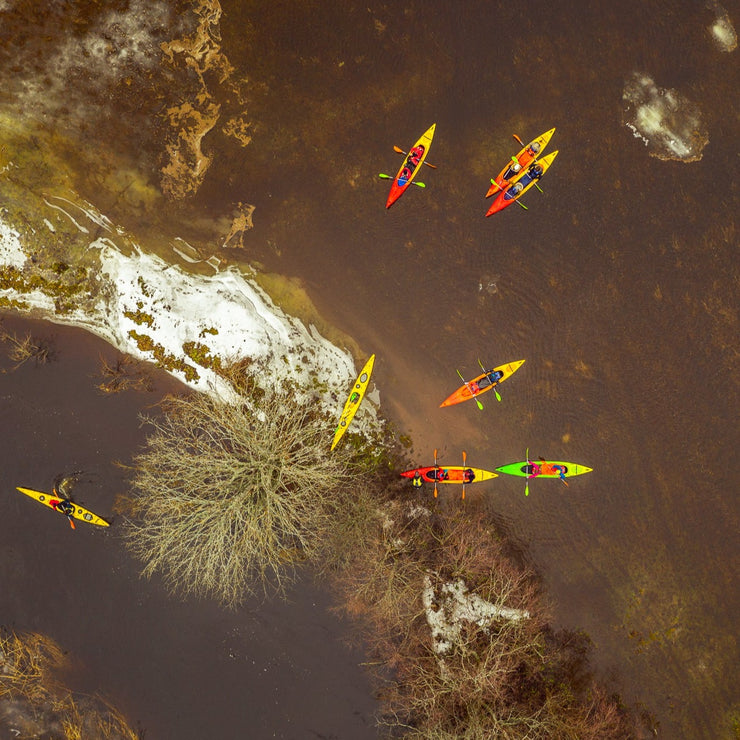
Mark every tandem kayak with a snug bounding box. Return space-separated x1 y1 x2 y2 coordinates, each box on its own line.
485 127 556 197
400 465 498 484
15 486 110 526
440 360 525 408
386 124 436 208
486 150 559 216
494 461 593 478
331 354 375 450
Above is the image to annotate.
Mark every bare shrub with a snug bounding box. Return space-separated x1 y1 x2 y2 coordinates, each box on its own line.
330 504 633 739
122 374 377 606
0 328 52 369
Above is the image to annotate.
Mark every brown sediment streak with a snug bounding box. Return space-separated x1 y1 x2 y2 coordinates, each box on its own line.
159 0 250 200
222 203 256 249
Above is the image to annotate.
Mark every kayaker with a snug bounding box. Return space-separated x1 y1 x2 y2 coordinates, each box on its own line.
526 459 541 477
526 140 541 156
412 471 423 487
504 181 524 200
463 468 475 484
477 369 503 389
502 160 522 181
432 468 449 482
527 162 544 180
51 498 75 517
551 464 568 486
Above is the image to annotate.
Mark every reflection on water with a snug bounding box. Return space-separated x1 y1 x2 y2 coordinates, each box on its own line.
1 0 738 737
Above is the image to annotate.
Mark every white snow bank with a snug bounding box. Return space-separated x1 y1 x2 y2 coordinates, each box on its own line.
0 202 373 424
0 219 27 269
422 574 529 655
622 73 708 162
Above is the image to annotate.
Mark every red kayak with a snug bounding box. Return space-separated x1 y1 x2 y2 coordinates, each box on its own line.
386 124 436 208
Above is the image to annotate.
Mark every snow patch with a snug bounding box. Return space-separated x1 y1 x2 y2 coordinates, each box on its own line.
622 73 708 162
423 574 529 656
709 3 737 51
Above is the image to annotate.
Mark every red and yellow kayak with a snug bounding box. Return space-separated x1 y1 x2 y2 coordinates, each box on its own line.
15 486 110 527
486 127 555 197
486 150 559 217
400 465 498 484
440 360 525 407
386 124 436 208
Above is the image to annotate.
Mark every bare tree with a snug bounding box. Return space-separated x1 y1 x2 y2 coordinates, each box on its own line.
122 376 373 607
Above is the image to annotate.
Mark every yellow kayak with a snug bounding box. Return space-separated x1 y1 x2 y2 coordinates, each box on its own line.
331 354 375 450
15 487 110 527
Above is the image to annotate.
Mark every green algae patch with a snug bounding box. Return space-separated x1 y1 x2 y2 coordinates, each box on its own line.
128 329 200 383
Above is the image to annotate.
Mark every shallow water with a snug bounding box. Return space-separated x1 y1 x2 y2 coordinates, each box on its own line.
1 0 738 737
0 316 378 739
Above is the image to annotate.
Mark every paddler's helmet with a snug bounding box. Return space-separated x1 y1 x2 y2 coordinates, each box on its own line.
530 141 541 153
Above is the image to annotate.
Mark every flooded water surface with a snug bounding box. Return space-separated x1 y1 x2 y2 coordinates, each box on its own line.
0 0 738 737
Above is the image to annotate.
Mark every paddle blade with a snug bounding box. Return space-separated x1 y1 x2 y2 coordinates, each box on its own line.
68 516 76 530
494 386 502 402
379 173 393 179
414 181 426 188
393 145 406 154
513 133 524 146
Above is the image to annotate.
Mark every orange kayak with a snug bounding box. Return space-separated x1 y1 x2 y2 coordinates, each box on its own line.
440 360 525 407
485 127 555 197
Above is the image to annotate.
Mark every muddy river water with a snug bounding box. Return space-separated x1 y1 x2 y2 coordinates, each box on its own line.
0 0 738 737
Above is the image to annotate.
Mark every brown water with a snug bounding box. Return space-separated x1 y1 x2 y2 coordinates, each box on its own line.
0 316 378 739
1 0 738 737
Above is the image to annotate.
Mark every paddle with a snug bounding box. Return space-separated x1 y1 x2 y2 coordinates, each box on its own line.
393 146 437 168
461 450 467 500
53 485 76 529
379 173 426 188
525 447 531 497
456 369 483 410
433 448 439 498
477 358 502 402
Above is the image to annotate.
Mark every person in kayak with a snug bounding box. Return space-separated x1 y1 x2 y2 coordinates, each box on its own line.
429 467 449 481
463 468 475 484
526 140 541 157
476 369 503 390
504 181 524 200
51 498 75 517
398 145 425 186
502 159 522 182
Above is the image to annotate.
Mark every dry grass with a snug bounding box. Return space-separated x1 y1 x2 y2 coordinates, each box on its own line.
122 371 378 606
96 354 153 394
0 327 52 369
0 630 139 740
